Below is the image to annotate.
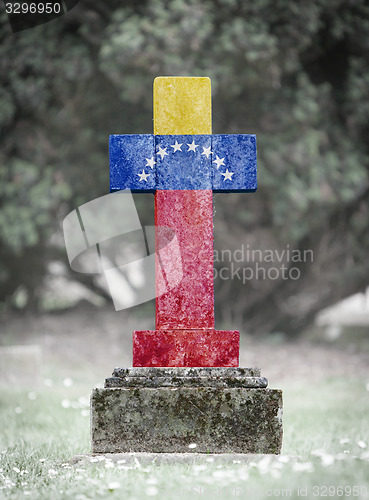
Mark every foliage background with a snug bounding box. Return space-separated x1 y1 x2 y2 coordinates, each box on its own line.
1 0 369 335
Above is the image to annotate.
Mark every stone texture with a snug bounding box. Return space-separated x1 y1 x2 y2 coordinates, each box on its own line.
133 330 239 367
91 367 282 454
113 367 261 377
156 135 212 190
109 134 156 192
105 376 268 388
212 134 257 192
153 77 212 135
109 133 257 192
155 190 215 330
110 367 263 389
91 385 283 454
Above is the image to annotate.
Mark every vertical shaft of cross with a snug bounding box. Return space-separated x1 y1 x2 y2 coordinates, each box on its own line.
153 77 215 330
132 77 240 366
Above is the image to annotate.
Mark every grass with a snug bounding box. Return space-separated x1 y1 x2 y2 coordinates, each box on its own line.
0 377 369 499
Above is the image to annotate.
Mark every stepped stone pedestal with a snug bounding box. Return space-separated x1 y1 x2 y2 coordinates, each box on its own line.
91 367 283 454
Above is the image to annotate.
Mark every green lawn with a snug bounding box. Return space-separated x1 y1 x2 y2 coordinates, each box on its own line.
1 377 368 499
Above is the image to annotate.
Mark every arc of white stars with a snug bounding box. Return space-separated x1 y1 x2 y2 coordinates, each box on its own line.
221 169 234 181
187 140 199 152
213 155 225 169
138 170 150 182
145 156 156 169
157 146 169 159
202 146 212 158
171 140 182 153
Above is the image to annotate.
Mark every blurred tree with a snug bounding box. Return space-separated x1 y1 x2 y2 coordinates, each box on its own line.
0 0 368 334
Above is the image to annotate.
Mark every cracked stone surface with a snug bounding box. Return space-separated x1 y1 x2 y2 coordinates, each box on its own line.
113 367 261 377
91 382 283 454
106 367 267 388
105 376 268 389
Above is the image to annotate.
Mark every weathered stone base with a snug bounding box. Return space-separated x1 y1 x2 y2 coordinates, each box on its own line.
91 368 283 454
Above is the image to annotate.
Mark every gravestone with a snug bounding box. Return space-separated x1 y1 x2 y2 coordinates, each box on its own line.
91 77 283 453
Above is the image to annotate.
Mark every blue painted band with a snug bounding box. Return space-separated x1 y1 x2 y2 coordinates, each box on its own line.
109 134 257 192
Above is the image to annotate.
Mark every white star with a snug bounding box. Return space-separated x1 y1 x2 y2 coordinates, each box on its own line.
187 140 199 152
221 169 234 181
138 170 150 182
157 146 169 159
171 140 183 153
213 155 225 169
145 156 156 169
202 146 212 158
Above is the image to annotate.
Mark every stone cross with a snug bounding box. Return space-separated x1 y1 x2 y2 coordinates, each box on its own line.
109 77 257 367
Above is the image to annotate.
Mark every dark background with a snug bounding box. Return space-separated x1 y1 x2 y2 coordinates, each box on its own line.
1 0 369 337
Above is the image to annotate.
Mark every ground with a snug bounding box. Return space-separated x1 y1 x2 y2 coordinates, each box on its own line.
1 304 369 499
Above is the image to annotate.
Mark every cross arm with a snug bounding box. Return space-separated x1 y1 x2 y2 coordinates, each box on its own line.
110 134 156 193
212 134 257 193
109 134 257 193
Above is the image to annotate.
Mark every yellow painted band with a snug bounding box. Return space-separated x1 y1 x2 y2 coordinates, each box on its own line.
153 77 212 135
